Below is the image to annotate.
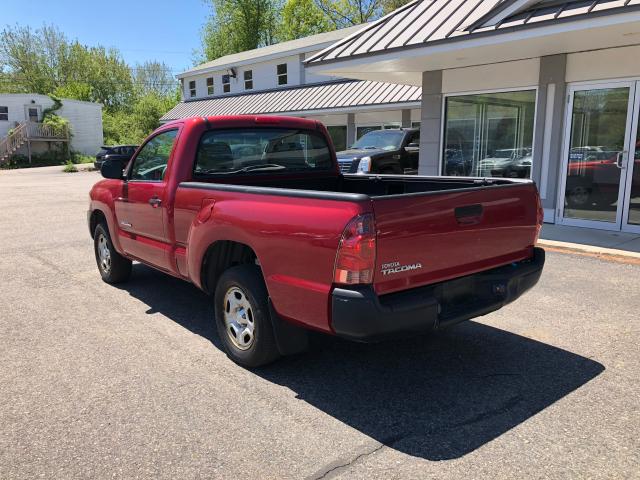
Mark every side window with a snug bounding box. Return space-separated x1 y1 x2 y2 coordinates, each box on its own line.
0 106 7 121
407 131 420 146
129 130 178 182
277 64 287 86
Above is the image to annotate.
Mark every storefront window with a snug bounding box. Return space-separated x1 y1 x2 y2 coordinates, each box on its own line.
327 126 347 151
442 90 536 178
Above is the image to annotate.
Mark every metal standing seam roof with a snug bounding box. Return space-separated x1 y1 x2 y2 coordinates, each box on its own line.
306 0 640 65
160 80 422 121
178 24 367 77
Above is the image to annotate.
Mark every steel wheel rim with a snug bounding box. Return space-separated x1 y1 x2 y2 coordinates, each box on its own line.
97 233 111 273
223 287 255 351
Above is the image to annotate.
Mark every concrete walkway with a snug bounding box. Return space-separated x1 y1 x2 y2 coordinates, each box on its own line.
539 224 640 259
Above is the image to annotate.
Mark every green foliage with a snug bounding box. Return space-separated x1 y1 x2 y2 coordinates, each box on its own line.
1 150 94 170
133 61 177 97
0 24 135 111
102 92 178 145
53 82 93 102
279 0 332 41
200 0 280 61
63 160 78 173
70 152 94 164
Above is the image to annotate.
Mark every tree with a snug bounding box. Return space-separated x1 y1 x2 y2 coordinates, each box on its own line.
278 0 332 41
314 0 384 28
132 61 178 97
381 0 413 15
0 24 135 111
199 0 280 61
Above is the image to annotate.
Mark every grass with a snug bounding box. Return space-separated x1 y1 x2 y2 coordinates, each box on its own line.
63 160 78 173
1 151 95 170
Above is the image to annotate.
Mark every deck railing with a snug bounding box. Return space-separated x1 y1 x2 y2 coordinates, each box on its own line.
0 122 69 163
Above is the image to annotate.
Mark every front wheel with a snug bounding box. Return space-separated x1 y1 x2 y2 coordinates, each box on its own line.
214 265 280 368
94 223 132 284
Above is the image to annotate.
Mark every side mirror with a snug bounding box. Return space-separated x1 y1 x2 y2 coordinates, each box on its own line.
101 158 127 179
406 142 420 149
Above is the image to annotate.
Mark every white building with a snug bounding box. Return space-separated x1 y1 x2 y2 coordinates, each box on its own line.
162 26 423 151
164 0 640 235
306 0 640 234
0 94 103 161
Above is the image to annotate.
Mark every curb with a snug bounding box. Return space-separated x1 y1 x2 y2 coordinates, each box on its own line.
537 239 640 265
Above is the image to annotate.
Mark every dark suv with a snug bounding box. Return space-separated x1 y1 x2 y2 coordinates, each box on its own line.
94 145 138 170
336 129 420 175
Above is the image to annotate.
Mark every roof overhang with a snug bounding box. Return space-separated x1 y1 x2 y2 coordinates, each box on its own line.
307 10 640 87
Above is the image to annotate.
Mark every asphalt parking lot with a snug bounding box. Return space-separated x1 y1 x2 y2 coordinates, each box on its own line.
1 166 639 479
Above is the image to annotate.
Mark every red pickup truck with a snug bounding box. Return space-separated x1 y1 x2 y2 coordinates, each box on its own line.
89 116 545 367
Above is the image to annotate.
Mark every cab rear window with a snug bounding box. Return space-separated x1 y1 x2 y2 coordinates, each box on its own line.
193 128 333 176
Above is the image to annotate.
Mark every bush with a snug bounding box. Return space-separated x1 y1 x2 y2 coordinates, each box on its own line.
1 150 94 169
63 160 78 173
70 152 94 164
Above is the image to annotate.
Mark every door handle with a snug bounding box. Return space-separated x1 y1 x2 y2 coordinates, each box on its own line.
616 151 628 169
148 196 162 207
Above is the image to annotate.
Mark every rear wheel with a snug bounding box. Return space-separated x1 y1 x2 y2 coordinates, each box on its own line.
94 223 132 284
214 265 280 368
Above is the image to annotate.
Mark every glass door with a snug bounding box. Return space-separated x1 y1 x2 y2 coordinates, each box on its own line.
559 83 636 230
622 94 640 233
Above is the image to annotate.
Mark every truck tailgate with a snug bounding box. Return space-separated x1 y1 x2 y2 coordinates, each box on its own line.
371 183 540 295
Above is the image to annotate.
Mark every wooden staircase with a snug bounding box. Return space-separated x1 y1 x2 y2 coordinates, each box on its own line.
0 122 69 164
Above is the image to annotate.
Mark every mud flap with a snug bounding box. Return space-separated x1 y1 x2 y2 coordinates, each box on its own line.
268 299 309 356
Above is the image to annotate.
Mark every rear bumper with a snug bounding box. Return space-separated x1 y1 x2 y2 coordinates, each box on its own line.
331 247 545 341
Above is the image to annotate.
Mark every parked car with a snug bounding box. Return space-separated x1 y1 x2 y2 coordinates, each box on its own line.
477 148 532 177
443 148 472 176
336 128 420 175
94 145 138 170
88 116 545 367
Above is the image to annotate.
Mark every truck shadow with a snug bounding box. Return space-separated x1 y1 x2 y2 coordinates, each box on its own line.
119 264 604 461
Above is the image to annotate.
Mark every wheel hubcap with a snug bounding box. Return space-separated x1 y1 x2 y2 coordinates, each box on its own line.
223 287 255 350
97 234 111 273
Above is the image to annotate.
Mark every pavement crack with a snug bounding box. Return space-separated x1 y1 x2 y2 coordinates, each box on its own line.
306 434 405 480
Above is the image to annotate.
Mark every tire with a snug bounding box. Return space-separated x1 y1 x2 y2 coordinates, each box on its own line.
214 265 280 368
94 223 132 284
566 185 591 208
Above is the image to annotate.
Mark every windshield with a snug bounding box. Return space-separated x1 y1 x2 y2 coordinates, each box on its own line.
352 130 404 151
193 128 333 175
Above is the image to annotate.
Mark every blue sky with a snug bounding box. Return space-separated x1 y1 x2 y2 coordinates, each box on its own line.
2 0 211 75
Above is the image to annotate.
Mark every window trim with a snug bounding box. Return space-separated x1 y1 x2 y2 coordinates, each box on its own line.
188 80 196 98
439 86 539 178
206 77 214 96
277 63 288 86
222 74 231 93
127 127 180 183
244 70 253 91
0 106 8 121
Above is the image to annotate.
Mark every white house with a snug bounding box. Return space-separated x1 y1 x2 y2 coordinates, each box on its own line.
0 94 103 161
161 25 423 151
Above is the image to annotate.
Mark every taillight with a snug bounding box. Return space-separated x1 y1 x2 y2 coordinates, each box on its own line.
535 193 544 243
334 214 376 285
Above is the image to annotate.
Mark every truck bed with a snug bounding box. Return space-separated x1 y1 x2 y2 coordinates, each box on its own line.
180 173 541 295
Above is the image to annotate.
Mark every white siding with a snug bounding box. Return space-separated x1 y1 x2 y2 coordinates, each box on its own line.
566 45 640 83
58 100 103 155
182 50 348 100
184 55 303 99
442 59 540 93
0 94 103 155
